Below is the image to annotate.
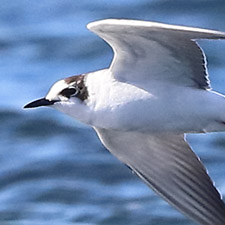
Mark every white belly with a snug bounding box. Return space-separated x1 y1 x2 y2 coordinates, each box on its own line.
90 84 225 134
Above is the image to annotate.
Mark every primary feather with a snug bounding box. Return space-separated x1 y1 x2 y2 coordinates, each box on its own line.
96 129 225 225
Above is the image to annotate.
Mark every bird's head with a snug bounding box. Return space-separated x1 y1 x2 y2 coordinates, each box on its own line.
24 74 90 122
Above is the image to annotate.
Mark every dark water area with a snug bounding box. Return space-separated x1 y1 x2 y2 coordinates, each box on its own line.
1 1 225 224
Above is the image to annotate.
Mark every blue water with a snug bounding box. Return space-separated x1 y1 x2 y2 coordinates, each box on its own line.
1 1 225 224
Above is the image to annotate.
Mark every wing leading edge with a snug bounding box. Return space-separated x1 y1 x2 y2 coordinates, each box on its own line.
88 19 225 90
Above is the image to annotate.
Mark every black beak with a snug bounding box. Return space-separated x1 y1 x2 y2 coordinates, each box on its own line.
24 98 58 109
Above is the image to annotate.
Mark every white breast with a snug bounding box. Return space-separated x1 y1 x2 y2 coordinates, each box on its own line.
85 69 156 130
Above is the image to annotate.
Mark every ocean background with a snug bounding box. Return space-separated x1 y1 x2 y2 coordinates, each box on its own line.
1 1 225 224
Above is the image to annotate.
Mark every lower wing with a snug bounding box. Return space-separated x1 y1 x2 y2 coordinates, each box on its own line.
95 128 225 225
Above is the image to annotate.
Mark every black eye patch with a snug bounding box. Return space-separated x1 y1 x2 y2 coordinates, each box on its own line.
60 87 78 98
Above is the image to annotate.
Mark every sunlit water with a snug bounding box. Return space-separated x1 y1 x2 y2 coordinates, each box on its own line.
1 1 225 224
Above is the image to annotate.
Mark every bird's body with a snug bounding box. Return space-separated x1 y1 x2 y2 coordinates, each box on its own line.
55 69 225 134
24 19 225 225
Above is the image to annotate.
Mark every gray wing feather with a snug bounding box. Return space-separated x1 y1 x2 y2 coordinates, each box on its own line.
95 128 225 225
88 19 225 90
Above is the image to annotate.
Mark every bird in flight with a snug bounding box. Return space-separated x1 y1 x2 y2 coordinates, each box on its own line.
24 19 225 225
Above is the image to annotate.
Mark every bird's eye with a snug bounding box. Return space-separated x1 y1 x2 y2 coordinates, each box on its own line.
60 87 78 98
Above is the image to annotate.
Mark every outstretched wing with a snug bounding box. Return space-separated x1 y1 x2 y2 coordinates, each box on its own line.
88 19 225 90
95 128 225 225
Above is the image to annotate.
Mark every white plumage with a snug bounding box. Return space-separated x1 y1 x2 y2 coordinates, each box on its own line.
24 19 225 225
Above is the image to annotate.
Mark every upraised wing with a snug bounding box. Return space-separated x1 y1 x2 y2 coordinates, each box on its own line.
95 128 225 225
87 19 225 90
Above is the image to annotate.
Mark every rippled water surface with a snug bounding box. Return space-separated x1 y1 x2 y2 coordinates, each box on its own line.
1 1 225 224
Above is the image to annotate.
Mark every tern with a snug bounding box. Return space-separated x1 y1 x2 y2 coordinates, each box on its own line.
24 19 225 225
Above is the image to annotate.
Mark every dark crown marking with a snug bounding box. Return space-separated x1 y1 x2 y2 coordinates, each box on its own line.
64 74 88 101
